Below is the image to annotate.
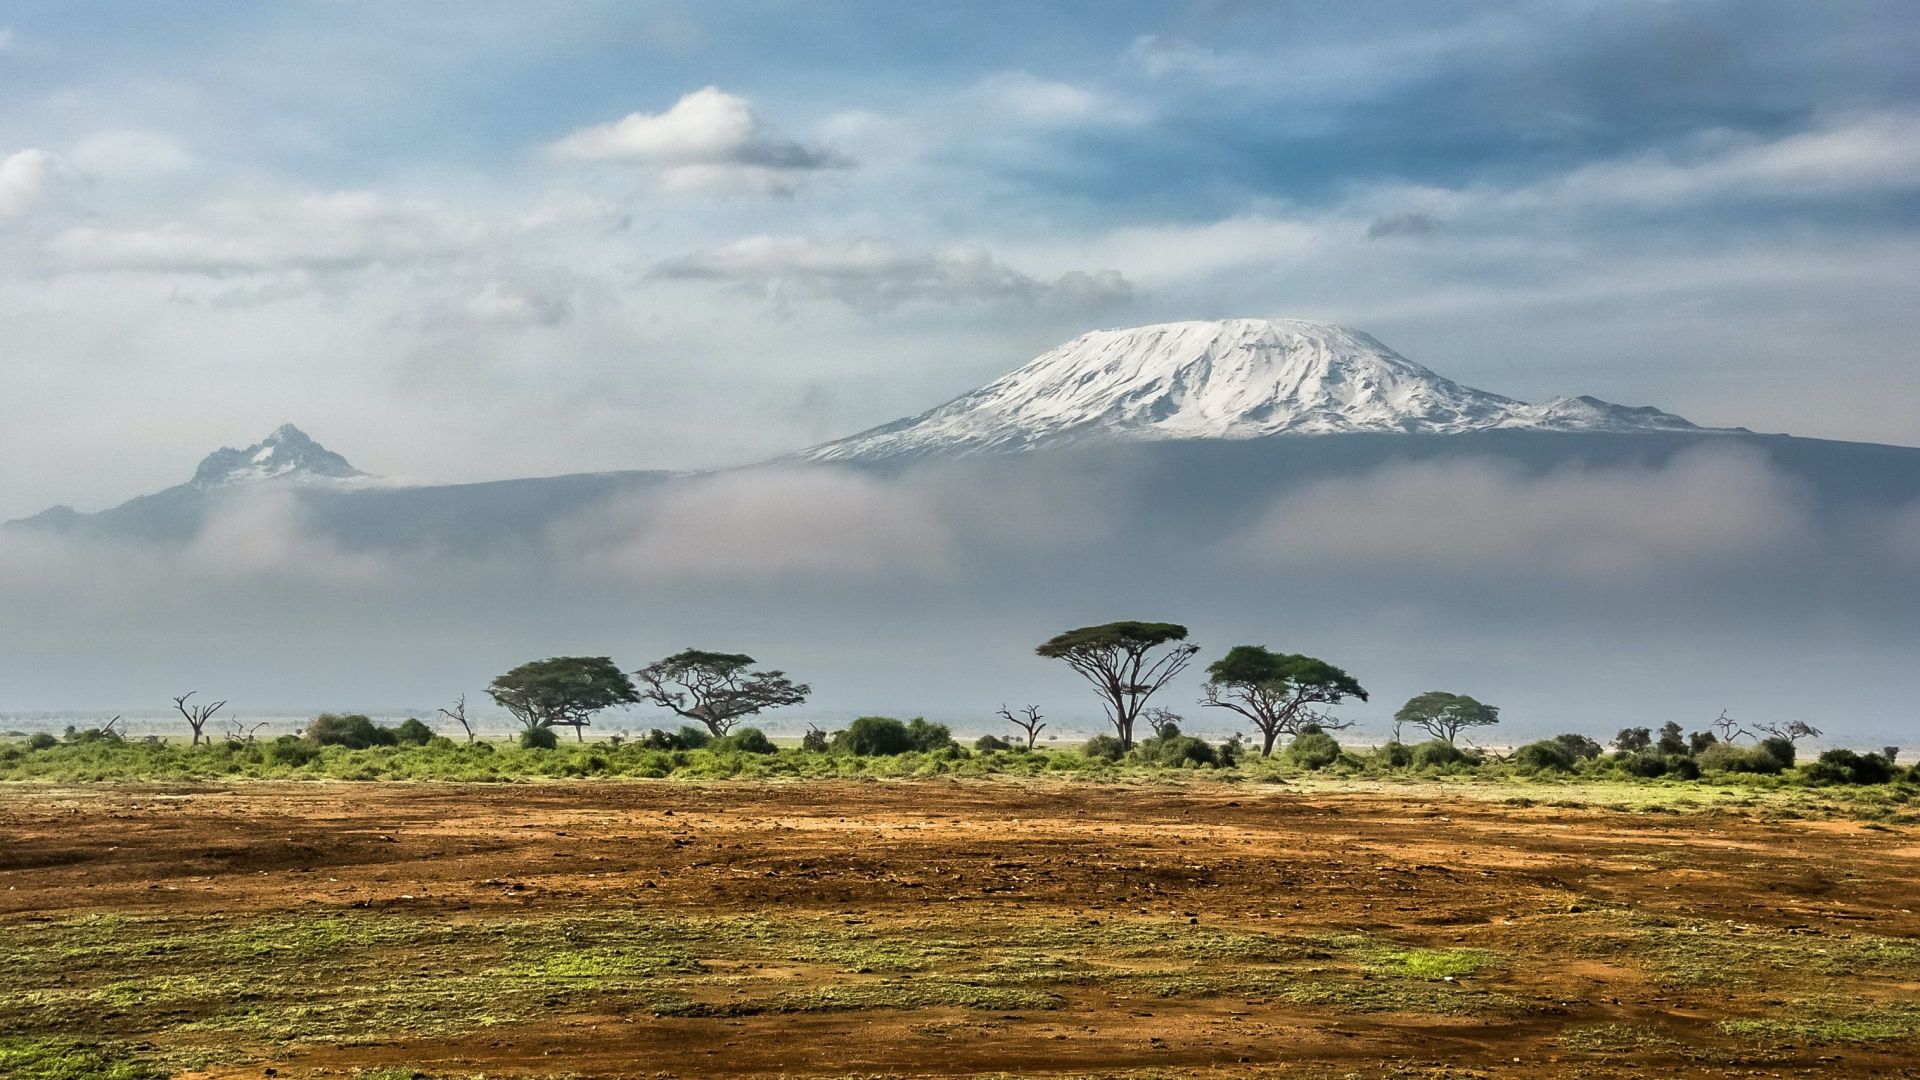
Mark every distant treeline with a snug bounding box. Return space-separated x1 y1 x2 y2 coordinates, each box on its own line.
6 620 1896 788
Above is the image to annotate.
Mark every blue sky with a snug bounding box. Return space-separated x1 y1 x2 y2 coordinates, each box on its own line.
2 0 1918 517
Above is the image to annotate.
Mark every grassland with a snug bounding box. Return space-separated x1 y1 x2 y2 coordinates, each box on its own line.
2 778 1917 1077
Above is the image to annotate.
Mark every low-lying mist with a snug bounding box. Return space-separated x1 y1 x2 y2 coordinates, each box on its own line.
3 436 1916 746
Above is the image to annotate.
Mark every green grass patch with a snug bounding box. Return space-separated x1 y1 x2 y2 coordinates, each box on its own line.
0 1037 169 1080
1558 1023 1685 1054
1720 1003 1920 1044
1364 946 1495 979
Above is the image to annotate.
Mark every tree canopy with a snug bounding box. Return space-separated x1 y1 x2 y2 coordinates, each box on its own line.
1036 621 1198 749
486 656 638 742
1394 690 1500 745
1200 645 1367 756
634 649 810 737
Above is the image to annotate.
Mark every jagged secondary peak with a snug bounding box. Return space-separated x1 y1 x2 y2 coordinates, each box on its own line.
190 424 369 487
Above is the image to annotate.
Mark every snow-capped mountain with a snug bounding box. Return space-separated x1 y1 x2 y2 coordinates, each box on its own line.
802 319 1708 462
189 424 372 488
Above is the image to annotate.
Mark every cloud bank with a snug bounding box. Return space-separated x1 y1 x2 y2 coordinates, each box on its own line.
655 236 1132 312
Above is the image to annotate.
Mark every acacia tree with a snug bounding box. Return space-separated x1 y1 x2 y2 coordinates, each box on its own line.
172 691 227 747
1756 719 1822 745
1396 691 1500 745
997 704 1047 750
1036 622 1198 750
634 649 809 737
1199 646 1367 757
486 657 637 742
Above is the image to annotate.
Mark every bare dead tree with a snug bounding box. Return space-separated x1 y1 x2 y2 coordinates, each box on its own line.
100 715 122 737
1711 709 1751 744
997 704 1047 750
1142 707 1184 741
1461 732 1507 763
225 717 268 744
1755 719 1822 745
437 694 476 743
172 692 227 747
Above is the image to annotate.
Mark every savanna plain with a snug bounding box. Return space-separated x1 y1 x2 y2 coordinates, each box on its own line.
4 759 1920 1079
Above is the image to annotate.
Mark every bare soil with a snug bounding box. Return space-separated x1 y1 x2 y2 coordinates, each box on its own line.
3 779 1917 1077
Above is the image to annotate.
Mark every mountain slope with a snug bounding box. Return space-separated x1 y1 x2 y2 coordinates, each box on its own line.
801 319 1708 462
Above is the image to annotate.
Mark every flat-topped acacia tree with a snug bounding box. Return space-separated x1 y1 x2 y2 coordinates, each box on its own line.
1036 621 1199 751
634 649 810 737
486 656 638 743
1200 646 1367 757
1395 690 1500 746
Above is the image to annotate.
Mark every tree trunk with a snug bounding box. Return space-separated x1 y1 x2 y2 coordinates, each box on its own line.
1261 729 1279 757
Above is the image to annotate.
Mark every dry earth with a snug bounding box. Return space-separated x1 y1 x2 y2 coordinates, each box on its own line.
3 779 1918 1078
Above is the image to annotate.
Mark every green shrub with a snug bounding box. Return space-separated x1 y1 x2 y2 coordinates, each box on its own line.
1138 733 1220 767
1081 734 1126 762
1667 755 1701 780
712 727 777 754
391 717 436 745
305 714 397 749
1552 733 1604 760
1803 748 1898 785
638 726 712 751
800 727 829 753
974 734 1013 753
1697 741 1789 775
519 726 559 750
263 734 318 767
1758 736 1797 769
904 718 957 753
1410 739 1475 768
1617 750 1669 778
26 731 57 751
1286 730 1342 770
1512 739 1578 772
1376 741 1413 767
833 716 914 756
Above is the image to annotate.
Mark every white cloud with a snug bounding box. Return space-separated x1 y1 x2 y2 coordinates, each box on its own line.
35 189 618 323
1226 446 1813 581
1514 111 1920 208
1123 17 1527 100
1066 214 1322 284
66 129 194 178
548 87 845 194
554 468 958 582
46 191 484 274
418 273 577 329
0 148 63 217
975 72 1139 126
0 491 395 608
655 235 1132 312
